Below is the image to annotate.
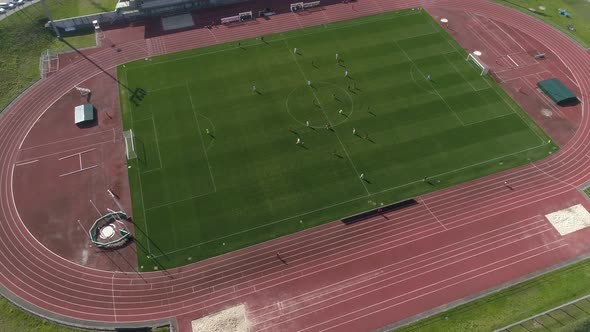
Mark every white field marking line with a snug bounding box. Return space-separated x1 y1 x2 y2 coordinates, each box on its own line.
394 40 465 126
250 216 546 315
409 65 437 96
150 117 164 170
58 148 96 161
59 165 99 177
253 226 555 324
257 234 565 331
481 75 547 145
489 19 527 53
185 83 217 193
374 143 545 198
531 163 575 189
441 53 478 92
112 273 117 322
89 199 102 217
152 140 549 258
124 66 151 255
176 217 441 293
173 214 547 313
14 159 38 167
145 190 216 212
506 54 519 67
307 243 569 332
127 11 423 72
284 40 370 196
167 205 431 285
463 112 514 127
147 83 187 94
206 28 219 43
419 198 447 230
18 129 115 151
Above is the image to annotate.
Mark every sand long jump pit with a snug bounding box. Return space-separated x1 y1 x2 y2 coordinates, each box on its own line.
546 204 590 236
191 304 250 332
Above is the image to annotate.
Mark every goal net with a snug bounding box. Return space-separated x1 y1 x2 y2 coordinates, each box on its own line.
466 53 489 76
123 129 137 160
39 49 59 79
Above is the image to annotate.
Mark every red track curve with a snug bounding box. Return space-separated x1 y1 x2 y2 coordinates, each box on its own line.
1 0 589 331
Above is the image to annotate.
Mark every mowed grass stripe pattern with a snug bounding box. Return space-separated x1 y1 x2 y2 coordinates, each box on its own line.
118 9 555 270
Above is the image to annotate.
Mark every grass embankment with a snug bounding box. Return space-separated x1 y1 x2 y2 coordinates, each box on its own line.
396 258 590 331
495 0 590 47
0 0 117 110
0 294 170 332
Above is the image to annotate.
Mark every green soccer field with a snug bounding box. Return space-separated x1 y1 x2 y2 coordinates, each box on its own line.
118 9 557 270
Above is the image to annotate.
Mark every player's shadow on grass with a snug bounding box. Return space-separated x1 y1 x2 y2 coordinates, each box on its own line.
133 136 148 166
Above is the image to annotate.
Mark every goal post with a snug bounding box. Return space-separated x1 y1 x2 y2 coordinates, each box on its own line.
466 53 489 76
123 129 137 160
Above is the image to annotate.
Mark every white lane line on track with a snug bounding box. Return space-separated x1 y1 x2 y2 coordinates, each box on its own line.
0 0 588 326
14 159 38 167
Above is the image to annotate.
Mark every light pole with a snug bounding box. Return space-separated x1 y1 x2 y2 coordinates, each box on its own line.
39 0 62 40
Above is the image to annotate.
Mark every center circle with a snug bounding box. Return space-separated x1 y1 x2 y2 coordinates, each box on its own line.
285 81 354 128
99 225 115 239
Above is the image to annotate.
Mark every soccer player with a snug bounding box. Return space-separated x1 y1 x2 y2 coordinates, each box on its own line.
345 70 348 77
252 85 256 92
339 109 343 115
427 74 431 80
353 128 356 135
296 138 301 144
360 173 364 180
294 47 297 54
307 80 311 86
306 120 310 127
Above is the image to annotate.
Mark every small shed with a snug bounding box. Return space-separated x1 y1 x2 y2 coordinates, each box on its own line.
75 104 94 124
537 78 578 105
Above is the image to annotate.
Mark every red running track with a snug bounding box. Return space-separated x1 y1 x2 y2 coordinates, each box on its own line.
1 0 590 331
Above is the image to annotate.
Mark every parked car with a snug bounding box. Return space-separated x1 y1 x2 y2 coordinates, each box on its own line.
0 7 5 14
